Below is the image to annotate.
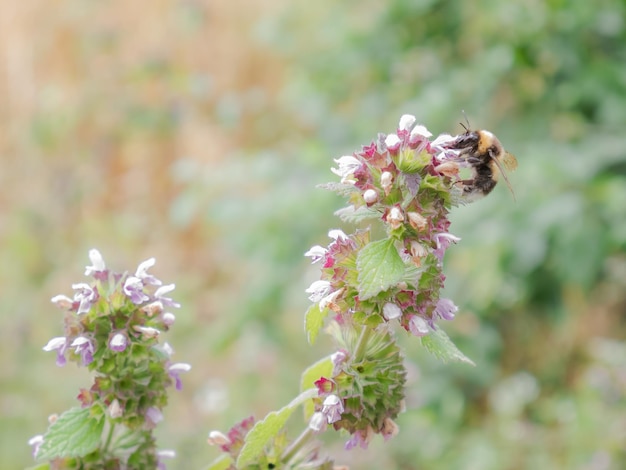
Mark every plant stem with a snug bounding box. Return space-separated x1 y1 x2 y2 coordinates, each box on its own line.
281 427 314 464
353 324 373 362
103 419 116 453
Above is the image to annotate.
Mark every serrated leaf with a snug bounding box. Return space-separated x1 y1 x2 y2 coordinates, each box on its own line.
317 182 359 196
37 407 104 460
305 303 329 345
357 239 405 300
421 328 475 366
335 205 382 223
300 357 334 419
206 454 234 470
237 390 317 468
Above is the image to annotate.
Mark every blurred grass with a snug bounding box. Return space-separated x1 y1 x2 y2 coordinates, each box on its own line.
2 0 626 469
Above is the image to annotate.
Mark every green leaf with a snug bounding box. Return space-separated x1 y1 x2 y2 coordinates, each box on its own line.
25 464 50 470
300 356 334 418
206 454 234 470
335 205 382 223
305 303 329 345
421 328 475 366
357 238 405 300
236 390 317 468
37 407 104 460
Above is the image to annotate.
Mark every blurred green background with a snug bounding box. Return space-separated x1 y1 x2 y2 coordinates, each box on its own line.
2 0 626 468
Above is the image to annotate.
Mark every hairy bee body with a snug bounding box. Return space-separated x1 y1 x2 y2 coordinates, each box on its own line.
449 129 517 201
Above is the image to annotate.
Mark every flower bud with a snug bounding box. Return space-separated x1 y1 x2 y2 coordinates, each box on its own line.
207 430 231 447
407 212 428 231
363 189 378 205
162 312 176 327
380 171 393 194
309 412 327 433
109 332 128 352
387 206 404 230
383 302 402 321
109 399 123 419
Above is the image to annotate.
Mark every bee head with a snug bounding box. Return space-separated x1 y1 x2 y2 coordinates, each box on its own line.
475 130 504 160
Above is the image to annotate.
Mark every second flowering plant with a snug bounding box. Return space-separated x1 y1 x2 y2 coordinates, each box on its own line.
32 250 190 469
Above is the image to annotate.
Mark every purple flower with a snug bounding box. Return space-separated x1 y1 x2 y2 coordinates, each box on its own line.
84 249 107 280
381 417 399 441
43 337 68 366
321 394 344 424
157 449 176 470
71 336 94 366
154 284 181 309
123 276 150 304
331 349 348 375
135 257 162 286
434 298 458 320
28 435 44 458
146 406 163 427
168 362 191 390
345 426 373 450
109 332 128 352
72 283 98 314
162 312 176 327
433 232 461 261
408 315 430 337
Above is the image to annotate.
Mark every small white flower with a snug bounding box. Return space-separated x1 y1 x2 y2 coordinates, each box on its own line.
304 245 327 263
331 155 361 183
384 133 401 150
50 295 74 310
398 114 416 130
383 302 402 321
380 171 393 190
387 206 404 229
109 399 123 419
133 325 161 339
408 315 430 337
84 249 106 276
328 229 348 241
309 412 327 432
409 124 432 139
207 430 231 447
305 280 331 303
43 337 67 352
319 287 344 310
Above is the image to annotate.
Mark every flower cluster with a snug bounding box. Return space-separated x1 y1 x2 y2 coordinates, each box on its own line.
34 249 190 468
308 115 462 337
303 115 466 449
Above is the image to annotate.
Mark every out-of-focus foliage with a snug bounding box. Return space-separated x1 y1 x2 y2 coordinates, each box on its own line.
2 0 625 468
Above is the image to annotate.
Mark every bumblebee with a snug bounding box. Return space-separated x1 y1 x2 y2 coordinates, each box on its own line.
449 126 518 201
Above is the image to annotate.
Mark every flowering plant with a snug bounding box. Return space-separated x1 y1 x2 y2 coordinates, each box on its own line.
30 114 483 469
206 114 476 468
30 250 190 469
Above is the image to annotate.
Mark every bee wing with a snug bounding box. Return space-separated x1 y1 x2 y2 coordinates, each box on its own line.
490 153 517 201
501 151 518 172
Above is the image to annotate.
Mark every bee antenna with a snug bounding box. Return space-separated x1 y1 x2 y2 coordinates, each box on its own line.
460 110 471 133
